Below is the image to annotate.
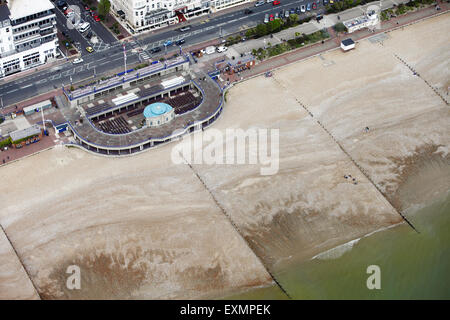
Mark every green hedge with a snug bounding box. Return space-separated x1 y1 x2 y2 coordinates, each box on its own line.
0 137 12 148
253 29 330 61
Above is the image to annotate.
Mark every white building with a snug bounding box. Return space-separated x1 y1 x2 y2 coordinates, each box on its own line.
340 38 355 51
110 0 251 33
344 10 379 34
0 0 58 78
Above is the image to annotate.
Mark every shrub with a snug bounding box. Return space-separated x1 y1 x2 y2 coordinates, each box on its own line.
0 137 11 149
333 22 348 33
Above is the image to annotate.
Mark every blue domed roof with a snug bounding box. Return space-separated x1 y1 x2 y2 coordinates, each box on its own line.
143 102 173 118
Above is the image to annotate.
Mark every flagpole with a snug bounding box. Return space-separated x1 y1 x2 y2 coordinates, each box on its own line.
123 42 127 75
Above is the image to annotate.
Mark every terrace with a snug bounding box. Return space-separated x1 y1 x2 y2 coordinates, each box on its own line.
57 70 223 154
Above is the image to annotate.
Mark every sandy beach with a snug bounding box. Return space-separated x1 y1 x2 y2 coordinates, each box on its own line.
0 13 449 299
0 146 272 299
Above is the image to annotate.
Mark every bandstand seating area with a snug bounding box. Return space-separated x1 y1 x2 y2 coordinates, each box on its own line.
168 91 201 115
97 116 131 134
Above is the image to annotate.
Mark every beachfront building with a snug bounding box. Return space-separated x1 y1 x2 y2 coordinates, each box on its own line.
344 10 379 34
144 102 175 127
0 0 58 78
9 124 42 148
340 38 355 51
110 0 251 33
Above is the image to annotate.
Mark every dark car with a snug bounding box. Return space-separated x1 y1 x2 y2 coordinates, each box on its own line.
244 9 253 14
175 39 185 45
86 30 93 39
290 8 295 14
150 47 161 54
295 7 301 14
57 0 67 9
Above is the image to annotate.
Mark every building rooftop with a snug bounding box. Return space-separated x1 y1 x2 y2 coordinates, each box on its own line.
8 0 54 20
10 124 41 142
341 38 355 46
0 3 10 22
144 103 173 118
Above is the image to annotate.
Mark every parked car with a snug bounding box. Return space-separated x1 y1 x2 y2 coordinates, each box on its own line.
85 46 94 53
301 5 306 12
312 2 317 9
284 10 289 18
175 39 185 45
163 40 173 46
295 7 301 14
217 45 227 53
290 8 295 14
73 58 84 64
269 14 274 21
264 14 269 23
307 3 312 11
273 0 281 6
57 0 67 9
93 14 101 22
150 47 161 54
255 0 265 5
323 0 329 4
275 12 279 19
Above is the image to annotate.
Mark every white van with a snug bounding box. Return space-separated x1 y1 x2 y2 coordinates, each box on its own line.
205 46 216 55
78 22 90 34
264 14 269 24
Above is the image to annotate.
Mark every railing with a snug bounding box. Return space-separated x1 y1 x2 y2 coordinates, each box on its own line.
66 55 190 101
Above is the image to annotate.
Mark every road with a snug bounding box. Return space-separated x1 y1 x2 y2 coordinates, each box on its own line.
0 0 333 108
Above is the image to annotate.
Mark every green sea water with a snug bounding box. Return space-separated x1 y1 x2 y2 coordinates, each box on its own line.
227 194 450 300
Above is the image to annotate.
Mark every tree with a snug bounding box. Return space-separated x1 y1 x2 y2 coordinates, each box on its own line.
98 0 111 18
256 24 267 37
289 14 299 25
333 22 348 33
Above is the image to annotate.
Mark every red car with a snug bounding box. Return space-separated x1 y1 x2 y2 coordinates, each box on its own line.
93 14 101 22
273 0 281 5
269 14 274 21
312 2 317 9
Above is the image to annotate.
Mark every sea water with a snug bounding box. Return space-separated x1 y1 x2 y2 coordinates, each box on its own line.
227 193 450 299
